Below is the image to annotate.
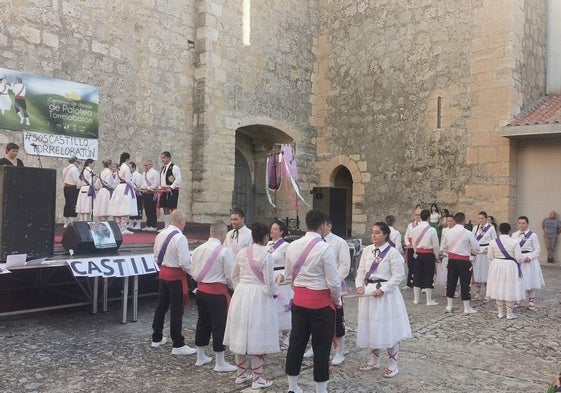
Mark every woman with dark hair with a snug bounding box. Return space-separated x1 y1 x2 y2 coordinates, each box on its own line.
267 219 291 350
93 159 116 221
223 222 280 389
355 222 411 378
429 203 441 237
75 159 96 221
0 143 24 166
108 152 136 234
486 222 524 319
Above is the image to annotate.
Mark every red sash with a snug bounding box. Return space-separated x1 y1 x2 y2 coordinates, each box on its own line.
415 248 434 254
293 287 335 311
197 282 231 307
159 266 190 307
448 252 470 261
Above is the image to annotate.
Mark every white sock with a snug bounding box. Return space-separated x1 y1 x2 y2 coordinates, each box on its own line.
288 375 299 391
447 297 454 308
336 336 345 357
215 351 225 366
463 300 471 310
164 214 171 228
251 355 265 381
413 287 421 303
315 380 328 393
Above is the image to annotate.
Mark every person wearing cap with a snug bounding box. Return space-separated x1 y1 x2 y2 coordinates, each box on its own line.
62 156 81 228
0 143 24 167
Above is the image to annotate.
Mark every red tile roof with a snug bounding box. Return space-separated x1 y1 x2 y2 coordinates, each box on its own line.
506 94 561 126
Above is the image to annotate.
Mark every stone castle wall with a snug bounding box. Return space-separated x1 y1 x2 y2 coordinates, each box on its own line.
0 1 548 233
1 0 196 219
313 0 547 236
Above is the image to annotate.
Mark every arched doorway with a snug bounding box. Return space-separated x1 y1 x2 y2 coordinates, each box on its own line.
233 124 294 224
333 165 353 236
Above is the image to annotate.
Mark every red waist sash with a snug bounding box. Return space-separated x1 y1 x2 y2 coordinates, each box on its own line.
415 248 434 254
293 287 335 311
197 282 231 307
159 265 190 307
448 252 470 261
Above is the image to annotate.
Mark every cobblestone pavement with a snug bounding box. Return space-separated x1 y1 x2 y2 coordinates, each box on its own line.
1 265 560 393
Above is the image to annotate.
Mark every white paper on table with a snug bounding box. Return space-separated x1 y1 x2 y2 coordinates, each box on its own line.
0 263 11 274
5 254 27 268
25 257 48 266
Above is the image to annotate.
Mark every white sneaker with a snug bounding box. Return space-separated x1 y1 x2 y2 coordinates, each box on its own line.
121 229 134 235
303 348 314 358
331 354 345 366
463 307 477 314
251 378 272 389
144 226 157 232
426 300 439 306
171 345 197 355
214 363 237 372
445 306 453 313
151 337 167 348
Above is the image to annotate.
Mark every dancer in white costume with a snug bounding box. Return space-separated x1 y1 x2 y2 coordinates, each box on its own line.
511 216 545 310
108 152 137 234
267 219 292 350
93 159 116 221
75 159 96 221
486 222 525 320
471 211 497 302
355 222 412 378
223 222 280 390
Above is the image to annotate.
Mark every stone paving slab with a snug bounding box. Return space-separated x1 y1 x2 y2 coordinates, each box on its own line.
1 265 560 392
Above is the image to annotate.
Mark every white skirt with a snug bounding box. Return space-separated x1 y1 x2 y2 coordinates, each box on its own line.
472 253 490 282
356 289 412 349
108 184 137 217
273 270 292 331
520 258 545 290
93 188 112 217
223 283 280 355
435 257 448 285
0 94 11 111
75 186 93 214
486 259 525 301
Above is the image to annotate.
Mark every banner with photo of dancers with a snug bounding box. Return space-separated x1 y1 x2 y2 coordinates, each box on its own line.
0 67 99 158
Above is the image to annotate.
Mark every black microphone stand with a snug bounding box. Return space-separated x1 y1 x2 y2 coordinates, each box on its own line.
90 170 96 222
32 145 43 168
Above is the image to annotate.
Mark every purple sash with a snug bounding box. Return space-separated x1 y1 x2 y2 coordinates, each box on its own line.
81 170 96 198
144 172 158 201
519 231 533 247
268 238 286 253
414 225 431 247
291 237 322 282
157 230 180 266
196 244 223 282
117 170 136 200
366 246 392 278
388 239 396 247
495 238 522 278
476 224 491 241
246 245 265 283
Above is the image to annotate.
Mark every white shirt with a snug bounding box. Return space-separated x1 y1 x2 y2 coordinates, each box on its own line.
267 239 289 269
224 225 252 255
142 167 160 190
324 231 351 280
117 163 133 184
404 221 419 247
411 221 439 256
440 224 480 257
488 235 523 263
160 162 182 189
472 223 497 252
131 171 143 188
511 230 541 260
389 226 403 254
153 224 191 273
232 244 279 296
284 232 342 304
10 82 26 97
63 164 80 185
355 242 405 294
191 237 234 285
97 167 116 190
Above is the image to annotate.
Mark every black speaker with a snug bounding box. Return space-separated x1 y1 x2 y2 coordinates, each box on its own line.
62 221 122 254
0 166 56 262
311 187 347 238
